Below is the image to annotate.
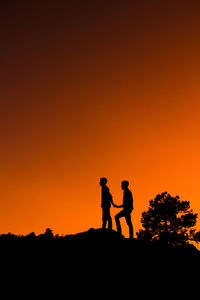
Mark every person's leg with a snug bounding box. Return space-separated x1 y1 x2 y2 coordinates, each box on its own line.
107 210 112 230
125 212 133 239
115 210 125 235
102 208 107 229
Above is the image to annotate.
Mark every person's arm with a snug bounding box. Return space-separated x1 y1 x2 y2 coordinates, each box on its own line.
113 201 123 208
108 192 116 207
110 197 117 207
109 191 123 208
115 204 123 208
110 197 122 208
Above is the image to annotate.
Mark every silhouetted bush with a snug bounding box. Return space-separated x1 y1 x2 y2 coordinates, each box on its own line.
25 232 37 240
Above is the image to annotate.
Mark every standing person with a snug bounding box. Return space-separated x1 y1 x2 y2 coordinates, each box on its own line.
115 180 134 239
100 177 115 230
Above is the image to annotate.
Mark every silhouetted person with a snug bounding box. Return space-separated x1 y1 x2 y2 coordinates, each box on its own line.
115 180 134 239
100 177 115 230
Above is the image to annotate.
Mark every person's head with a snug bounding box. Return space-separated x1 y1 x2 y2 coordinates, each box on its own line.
121 180 129 190
100 177 108 186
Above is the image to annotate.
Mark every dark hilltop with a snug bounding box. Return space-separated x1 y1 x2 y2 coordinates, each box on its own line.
0 227 199 258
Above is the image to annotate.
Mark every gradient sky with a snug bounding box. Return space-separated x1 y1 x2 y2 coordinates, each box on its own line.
0 0 200 237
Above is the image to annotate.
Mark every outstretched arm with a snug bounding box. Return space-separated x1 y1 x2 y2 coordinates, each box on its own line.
109 193 123 208
110 198 120 208
112 199 123 208
115 204 123 208
110 198 116 207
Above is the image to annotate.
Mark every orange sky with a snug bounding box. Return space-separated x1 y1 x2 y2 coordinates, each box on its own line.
0 1 200 237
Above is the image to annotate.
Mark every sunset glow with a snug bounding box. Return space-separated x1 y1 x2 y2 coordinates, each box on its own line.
0 1 200 237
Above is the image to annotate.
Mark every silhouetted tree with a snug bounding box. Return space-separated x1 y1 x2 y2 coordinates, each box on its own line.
137 192 200 247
